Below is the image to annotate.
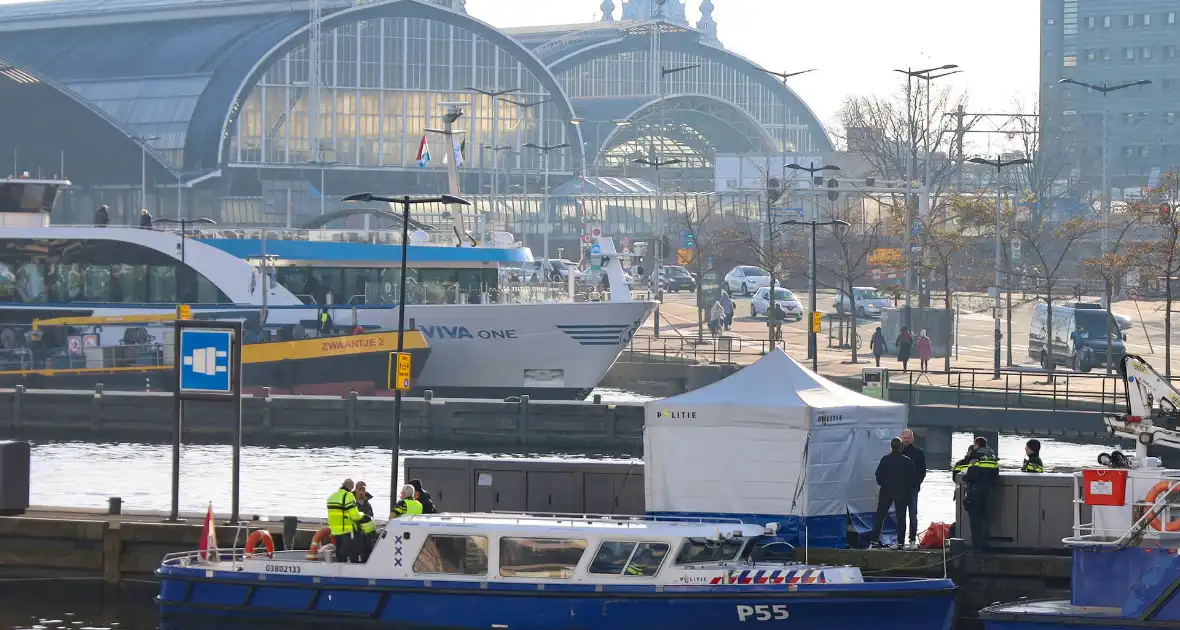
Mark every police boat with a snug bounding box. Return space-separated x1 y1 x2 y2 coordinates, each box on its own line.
980 355 1180 630
157 513 957 630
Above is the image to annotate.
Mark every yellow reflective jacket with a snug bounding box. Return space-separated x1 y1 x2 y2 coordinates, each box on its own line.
327 487 363 535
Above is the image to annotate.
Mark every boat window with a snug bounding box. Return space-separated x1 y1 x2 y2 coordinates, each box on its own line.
498 537 587 579
412 534 488 576
589 541 669 577
674 537 744 565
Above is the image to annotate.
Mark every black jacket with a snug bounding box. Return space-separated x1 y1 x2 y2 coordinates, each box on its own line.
963 446 1000 505
355 491 374 518
417 489 438 514
874 451 916 498
901 443 927 487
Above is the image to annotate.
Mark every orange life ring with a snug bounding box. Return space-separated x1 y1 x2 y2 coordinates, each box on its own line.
245 530 275 559
307 526 333 560
1145 481 1180 532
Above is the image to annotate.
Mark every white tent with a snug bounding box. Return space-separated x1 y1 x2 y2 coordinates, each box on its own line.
643 349 906 547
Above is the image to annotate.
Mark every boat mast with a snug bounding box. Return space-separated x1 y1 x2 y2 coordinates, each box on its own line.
431 104 473 246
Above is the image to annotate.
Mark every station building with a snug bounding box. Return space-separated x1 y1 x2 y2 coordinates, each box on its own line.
0 0 830 235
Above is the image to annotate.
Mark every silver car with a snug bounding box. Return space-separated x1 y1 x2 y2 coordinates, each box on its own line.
724 266 771 296
751 287 803 321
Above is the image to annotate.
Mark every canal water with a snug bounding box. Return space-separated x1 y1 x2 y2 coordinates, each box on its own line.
7 387 1117 628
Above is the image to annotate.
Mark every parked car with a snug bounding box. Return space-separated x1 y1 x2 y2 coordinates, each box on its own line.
659 266 696 292
1061 300 1132 331
723 266 771 296
750 287 803 321
527 259 582 283
1028 301 1126 372
581 267 633 287
834 286 892 318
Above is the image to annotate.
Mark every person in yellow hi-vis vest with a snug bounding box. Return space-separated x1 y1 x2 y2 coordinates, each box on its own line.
326 478 364 562
390 484 423 519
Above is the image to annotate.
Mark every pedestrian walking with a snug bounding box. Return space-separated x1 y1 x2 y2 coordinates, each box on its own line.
896 326 914 370
917 329 932 372
719 292 734 330
870 327 887 367
94 205 110 227
139 208 153 228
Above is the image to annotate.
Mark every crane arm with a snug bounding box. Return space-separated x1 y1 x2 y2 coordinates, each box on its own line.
1103 354 1180 452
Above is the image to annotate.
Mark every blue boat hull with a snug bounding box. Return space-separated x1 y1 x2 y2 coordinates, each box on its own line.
158 567 956 630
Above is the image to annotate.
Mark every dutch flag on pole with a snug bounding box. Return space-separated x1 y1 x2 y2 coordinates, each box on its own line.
415 135 431 168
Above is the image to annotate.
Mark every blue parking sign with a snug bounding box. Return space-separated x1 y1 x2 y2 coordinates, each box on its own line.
178 329 234 394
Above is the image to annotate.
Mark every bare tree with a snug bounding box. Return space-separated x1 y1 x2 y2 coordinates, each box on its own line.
716 208 807 349
813 197 889 365
1081 200 1149 373
1016 217 1102 377
1134 172 1179 375
671 195 723 341
1009 97 1080 225
916 192 992 371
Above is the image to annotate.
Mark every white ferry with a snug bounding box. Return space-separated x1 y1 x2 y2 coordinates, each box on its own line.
0 176 654 400
157 513 957 630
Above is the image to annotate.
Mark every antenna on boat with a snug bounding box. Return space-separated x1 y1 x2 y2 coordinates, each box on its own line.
427 102 476 247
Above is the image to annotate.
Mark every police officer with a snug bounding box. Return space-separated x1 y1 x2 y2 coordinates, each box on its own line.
390 484 423 518
952 444 976 484
353 481 377 561
963 437 1000 552
319 308 333 334
1022 439 1044 473
327 478 365 562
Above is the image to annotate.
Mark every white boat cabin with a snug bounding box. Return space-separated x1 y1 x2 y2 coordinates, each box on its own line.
194 514 866 586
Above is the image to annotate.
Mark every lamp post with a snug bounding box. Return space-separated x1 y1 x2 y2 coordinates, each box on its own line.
762 68 817 171
786 162 841 359
893 64 958 324
633 156 683 336
133 134 160 213
343 192 471 506
1058 78 1152 254
968 156 1032 379
467 87 522 216
306 153 337 215
524 142 570 289
780 219 851 371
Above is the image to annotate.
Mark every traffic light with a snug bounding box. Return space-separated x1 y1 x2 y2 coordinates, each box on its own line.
1160 202 1172 225
827 178 839 202
685 231 696 248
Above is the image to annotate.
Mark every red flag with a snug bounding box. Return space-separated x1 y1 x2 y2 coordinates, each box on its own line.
197 502 218 561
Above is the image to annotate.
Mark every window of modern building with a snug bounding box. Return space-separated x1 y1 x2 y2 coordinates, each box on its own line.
1124 47 1135 60
498 538 587 579
1122 146 1134 158
1125 14 1135 27
1102 48 1112 61
1141 47 1153 59
1104 16 1112 28
1164 145 1176 159
412 534 488 575
1143 14 1152 27
1086 16 1095 28
1169 12 1177 25
1165 79 1178 92
1166 112 1177 126
1140 146 1151 158
1084 49 1096 62
1167 46 1177 59
1122 113 1134 125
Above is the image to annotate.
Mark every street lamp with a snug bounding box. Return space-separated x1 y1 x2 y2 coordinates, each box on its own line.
968 155 1032 379
342 192 472 503
780 218 851 371
133 134 160 212
466 87 522 213
893 64 959 323
498 96 551 195
1058 78 1152 253
524 142 570 287
786 162 841 359
155 217 216 302
761 67 817 171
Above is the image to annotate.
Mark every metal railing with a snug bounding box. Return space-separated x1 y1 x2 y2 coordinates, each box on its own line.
622 333 1131 412
1066 475 1180 548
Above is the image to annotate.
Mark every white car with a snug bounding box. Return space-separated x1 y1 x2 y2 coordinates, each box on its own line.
834 286 892 318
751 287 803 321
724 266 771 296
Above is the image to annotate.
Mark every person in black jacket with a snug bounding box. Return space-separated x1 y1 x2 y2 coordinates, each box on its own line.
869 437 916 549
409 479 437 514
1022 439 1044 473
900 429 927 548
352 480 377 561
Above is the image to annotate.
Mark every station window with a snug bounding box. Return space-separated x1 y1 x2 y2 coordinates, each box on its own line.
674 537 745 565
498 537 587 579
412 534 488 576
588 541 669 577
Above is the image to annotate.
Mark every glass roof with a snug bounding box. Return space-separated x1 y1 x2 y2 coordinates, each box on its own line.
550 176 659 196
